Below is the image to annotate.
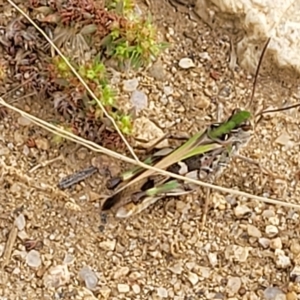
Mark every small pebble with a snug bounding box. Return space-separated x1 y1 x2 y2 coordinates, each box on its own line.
63 253 75 265
132 284 141 294
259 237 270 248
199 266 211 278
131 90 148 112
113 266 130 279
265 225 279 237
226 276 241 295
168 263 183 274
187 271 198 285
231 245 249 262
148 60 165 80
163 85 173 96
110 70 121 85
208 252 218 266
79 266 98 291
99 239 116 251
290 265 300 277
178 57 195 69
290 240 300 254
157 287 168 298
22 145 30 156
264 287 286 300
234 205 251 218
14 214 26 231
43 265 70 288
123 78 139 92
176 200 188 213
14 132 25 145
0 146 10 156
275 249 291 268
275 131 293 146
286 292 297 300
17 116 32 126
247 224 261 238
117 283 130 293
270 237 282 249
262 209 275 218
26 250 42 268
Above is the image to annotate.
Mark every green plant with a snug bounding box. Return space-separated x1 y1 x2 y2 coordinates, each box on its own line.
113 113 133 135
106 0 135 15
51 56 73 79
104 0 168 68
50 55 133 135
79 58 134 133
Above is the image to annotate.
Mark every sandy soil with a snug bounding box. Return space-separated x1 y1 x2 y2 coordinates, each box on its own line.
1 0 300 299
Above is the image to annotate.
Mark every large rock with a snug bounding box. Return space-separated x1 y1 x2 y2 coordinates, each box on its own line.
196 0 300 77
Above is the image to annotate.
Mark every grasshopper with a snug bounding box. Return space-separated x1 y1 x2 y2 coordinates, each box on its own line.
101 38 293 220
102 109 252 218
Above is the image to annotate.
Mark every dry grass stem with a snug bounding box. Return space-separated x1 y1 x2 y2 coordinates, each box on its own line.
1 97 300 210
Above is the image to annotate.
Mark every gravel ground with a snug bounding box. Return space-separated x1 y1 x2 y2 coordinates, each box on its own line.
1 1 300 300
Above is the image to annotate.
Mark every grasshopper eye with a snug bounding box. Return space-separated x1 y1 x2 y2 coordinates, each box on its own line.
241 123 252 131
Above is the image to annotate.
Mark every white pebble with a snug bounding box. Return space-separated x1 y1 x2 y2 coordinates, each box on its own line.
226 276 241 295
234 205 251 218
99 239 116 251
233 245 249 262
247 224 261 238
43 264 70 288
270 237 282 250
168 263 183 274
123 78 139 92
264 287 285 300
117 283 130 293
26 250 42 268
132 284 141 294
178 57 195 69
113 266 130 279
208 252 218 266
157 287 168 298
265 225 279 237
79 266 98 290
259 237 270 248
15 214 26 231
163 86 173 96
131 90 148 112
187 271 199 285
275 249 291 268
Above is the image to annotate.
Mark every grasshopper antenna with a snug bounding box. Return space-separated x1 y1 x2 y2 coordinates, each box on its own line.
248 37 271 111
254 103 300 124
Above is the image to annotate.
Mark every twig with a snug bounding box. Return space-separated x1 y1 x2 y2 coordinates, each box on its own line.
28 154 64 173
1 225 18 270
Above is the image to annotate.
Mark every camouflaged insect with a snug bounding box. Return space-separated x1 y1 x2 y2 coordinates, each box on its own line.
102 109 253 218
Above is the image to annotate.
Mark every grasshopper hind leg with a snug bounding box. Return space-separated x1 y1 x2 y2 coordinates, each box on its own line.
101 192 122 211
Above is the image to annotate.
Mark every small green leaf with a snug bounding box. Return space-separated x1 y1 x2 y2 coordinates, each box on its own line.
145 180 181 196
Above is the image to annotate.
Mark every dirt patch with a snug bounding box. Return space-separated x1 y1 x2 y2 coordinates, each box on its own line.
1 0 300 299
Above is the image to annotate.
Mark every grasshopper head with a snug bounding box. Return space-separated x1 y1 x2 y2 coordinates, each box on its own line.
228 108 253 147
